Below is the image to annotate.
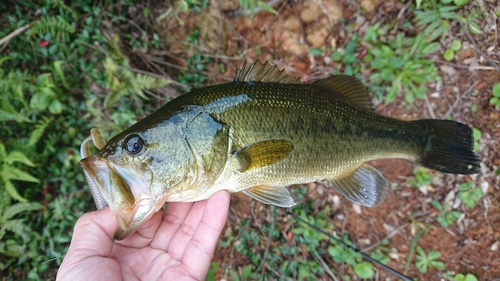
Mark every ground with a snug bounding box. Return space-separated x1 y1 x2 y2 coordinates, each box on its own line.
129 0 499 280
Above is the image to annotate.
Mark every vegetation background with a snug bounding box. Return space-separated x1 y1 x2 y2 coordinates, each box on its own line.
0 0 498 280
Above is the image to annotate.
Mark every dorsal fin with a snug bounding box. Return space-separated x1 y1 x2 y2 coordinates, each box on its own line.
234 60 301 84
313 75 374 110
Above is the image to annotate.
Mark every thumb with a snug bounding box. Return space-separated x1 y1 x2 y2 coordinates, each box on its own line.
66 207 118 258
57 208 120 281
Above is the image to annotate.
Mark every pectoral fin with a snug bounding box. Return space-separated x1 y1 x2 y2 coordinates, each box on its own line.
325 164 389 207
243 185 296 207
234 140 294 172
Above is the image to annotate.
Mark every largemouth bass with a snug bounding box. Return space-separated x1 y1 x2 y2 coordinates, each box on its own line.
80 61 480 239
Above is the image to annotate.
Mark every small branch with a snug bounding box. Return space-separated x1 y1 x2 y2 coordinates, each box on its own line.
458 20 500 71
0 23 33 47
443 80 479 119
424 93 436 119
313 251 339 281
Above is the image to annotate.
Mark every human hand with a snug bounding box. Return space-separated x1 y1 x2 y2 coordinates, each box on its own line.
56 190 230 281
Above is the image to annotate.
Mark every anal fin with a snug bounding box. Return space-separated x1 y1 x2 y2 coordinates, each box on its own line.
325 163 389 207
242 185 296 207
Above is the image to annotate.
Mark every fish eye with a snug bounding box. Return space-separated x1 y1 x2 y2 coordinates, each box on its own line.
123 134 145 156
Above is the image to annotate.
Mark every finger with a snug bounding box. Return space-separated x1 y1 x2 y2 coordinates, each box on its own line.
66 207 118 257
178 191 230 280
57 208 120 281
149 201 195 250
114 209 163 249
165 199 208 259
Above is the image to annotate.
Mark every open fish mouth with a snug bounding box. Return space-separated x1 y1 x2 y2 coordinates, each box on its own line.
80 128 157 239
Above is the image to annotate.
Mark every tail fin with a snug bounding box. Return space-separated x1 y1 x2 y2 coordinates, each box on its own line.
414 120 480 174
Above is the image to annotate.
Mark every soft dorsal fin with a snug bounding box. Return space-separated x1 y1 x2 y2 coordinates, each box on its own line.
234 60 301 84
313 75 374 110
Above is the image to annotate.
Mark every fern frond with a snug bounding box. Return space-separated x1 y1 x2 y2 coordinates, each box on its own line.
0 143 6 161
0 243 24 258
29 15 75 41
6 151 35 167
0 219 25 238
3 179 27 202
49 0 78 20
8 167 40 183
28 116 53 147
2 202 43 221
136 74 170 90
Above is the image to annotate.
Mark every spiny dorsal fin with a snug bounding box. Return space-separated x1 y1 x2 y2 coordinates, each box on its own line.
313 75 374 110
234 60 302 84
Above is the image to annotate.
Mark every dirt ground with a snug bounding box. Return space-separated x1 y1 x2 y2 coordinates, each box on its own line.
146 0 500 280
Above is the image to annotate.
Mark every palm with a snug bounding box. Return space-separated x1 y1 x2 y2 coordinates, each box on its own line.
57 191 230 281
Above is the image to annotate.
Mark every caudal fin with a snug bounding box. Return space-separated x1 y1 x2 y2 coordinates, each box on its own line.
414 120 480 174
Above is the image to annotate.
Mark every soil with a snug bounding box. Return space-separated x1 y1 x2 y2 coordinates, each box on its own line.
146 0 500 280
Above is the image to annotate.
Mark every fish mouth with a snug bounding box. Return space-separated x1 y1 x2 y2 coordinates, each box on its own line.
80 156 159 240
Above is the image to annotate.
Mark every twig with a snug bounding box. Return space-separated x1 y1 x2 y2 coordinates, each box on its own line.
361 223 409 253
424 93 436 119
314 0 334 29
435 59 497 70
458 20 500 71
313 251 339 281
443 80 479 118
291 0 309 47
0 23 32 48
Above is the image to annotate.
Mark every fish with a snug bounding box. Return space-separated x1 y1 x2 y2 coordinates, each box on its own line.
80 60 480 240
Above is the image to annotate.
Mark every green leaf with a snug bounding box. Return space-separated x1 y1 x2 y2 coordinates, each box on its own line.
48 99 63 114
257 1 277 14
454 0 468 6
443 49 455 61
6 151 35 167
308 48 323 56
451 40 462 51
9 167 40 183
427 250 441 260
4 180 27 202
3 202 44 220
354 262 374 278
422 42 440 54
492 83 500 97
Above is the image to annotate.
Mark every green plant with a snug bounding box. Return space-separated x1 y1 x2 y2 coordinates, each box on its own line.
0 202 44 268
432 200 462 228
354 262 374 279
0 143 39 203
408 167 433 188
454 273 478 281
332 34 360 76
414 2 460 42
490 83 500 108
472 128 481 152
443 39 462 61
364 32 440 104
457 181 483 208
415 246 445 273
